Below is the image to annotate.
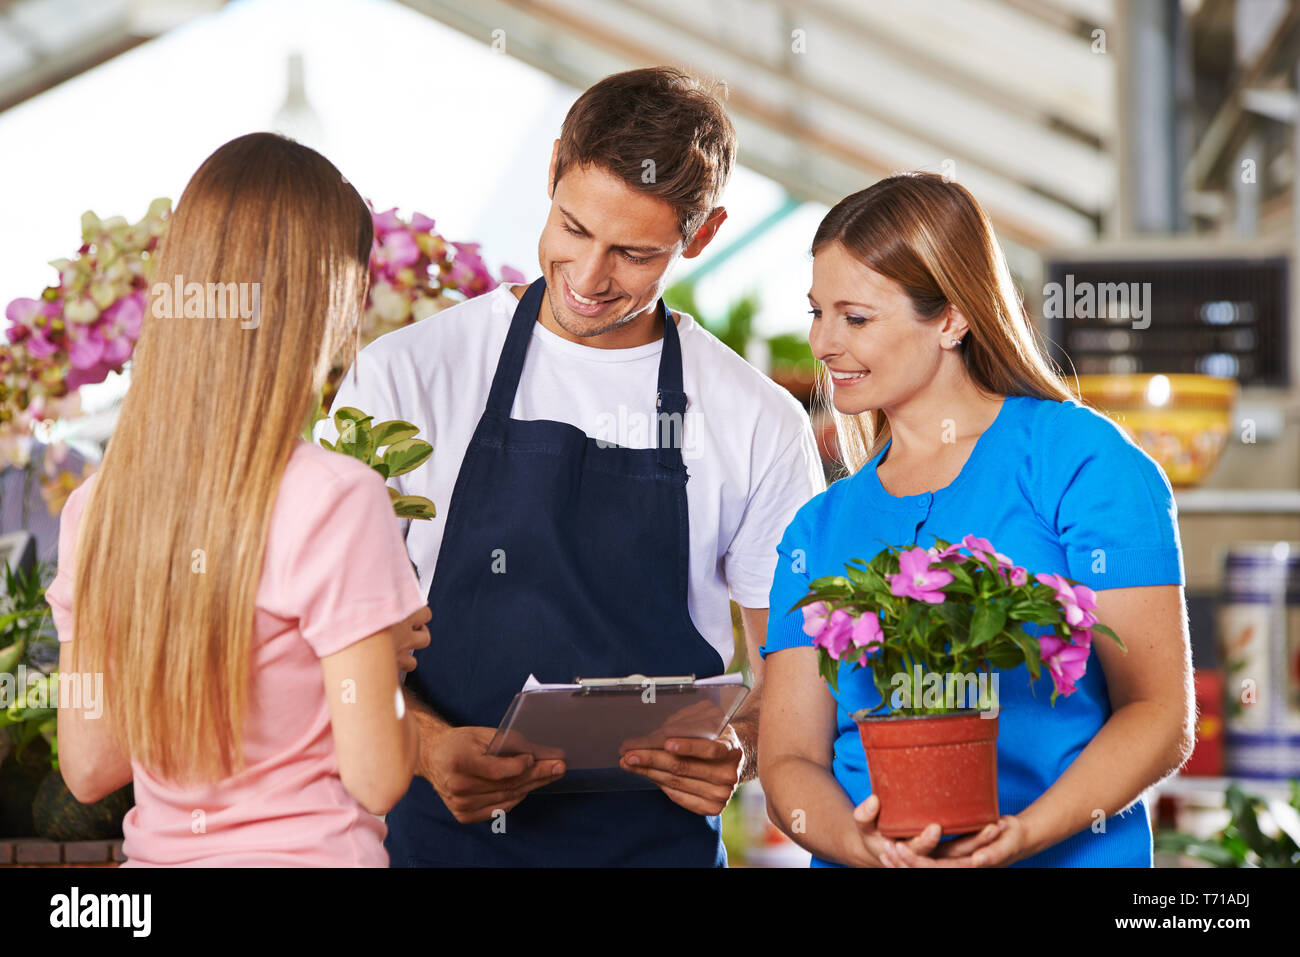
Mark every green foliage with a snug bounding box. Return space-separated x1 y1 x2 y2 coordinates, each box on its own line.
318 407 437 520
664 281 757 358
1 560 60 771
1155 781 1300 867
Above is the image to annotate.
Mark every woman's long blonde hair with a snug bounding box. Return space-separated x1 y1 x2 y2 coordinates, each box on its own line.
69 133 373 784
812 172 1074 473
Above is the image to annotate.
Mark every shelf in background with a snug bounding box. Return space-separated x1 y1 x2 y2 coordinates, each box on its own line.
1174 489 1300 514
1146 774 1297 803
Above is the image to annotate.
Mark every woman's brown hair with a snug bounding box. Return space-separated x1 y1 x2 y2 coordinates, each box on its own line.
69 132 373 784
812 172 1074 472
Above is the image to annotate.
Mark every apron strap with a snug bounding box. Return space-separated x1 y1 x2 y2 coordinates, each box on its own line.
654 299 687 473
485 277 688 472
484 277 547 416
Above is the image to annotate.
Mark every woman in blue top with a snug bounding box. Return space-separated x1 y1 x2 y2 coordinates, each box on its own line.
758 173 1194 868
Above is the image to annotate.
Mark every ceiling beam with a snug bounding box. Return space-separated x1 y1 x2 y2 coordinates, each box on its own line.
605 0 1100 217
397 0 1093 248
1184 1 1300 190
786 0 1104 143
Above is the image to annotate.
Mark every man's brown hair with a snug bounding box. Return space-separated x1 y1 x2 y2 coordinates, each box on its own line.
553 66 737 242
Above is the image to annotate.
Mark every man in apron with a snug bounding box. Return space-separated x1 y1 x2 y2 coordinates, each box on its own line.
319 67 825 866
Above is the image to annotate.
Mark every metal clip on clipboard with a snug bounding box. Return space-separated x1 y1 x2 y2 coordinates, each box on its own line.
575 673 697 694
486 672 750 793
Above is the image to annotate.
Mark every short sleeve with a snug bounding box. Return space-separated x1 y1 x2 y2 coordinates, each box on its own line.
1039 401 1185 591
314 346 412 542
724 421 826 608
759 504 818 658
282 461 427 659
46 475 96 643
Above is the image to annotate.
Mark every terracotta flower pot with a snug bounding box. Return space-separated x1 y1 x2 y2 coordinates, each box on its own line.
854 709 999 838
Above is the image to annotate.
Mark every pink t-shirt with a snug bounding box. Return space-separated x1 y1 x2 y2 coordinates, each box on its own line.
46 439 427 866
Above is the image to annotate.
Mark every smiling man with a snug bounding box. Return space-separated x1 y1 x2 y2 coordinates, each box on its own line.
319 67 824 867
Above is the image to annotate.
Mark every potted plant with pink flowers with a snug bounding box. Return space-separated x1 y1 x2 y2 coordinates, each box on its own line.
791 534 1125 838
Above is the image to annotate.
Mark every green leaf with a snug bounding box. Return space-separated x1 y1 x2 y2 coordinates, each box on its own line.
969 603 1006 648
985 645 1024 670
818 652 840 693
371 419 420 449
382 438 433 477
335 412 376 463
371 461 391 480
1226 785 1273 860
1006 629 1042 681
0 638 25 674
808 575 853 592
786 593 834 616
1154 831 1243 867
391 494 437 520
1091 623 1126 652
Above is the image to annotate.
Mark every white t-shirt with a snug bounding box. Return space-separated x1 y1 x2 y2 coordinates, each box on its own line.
316 282 826 667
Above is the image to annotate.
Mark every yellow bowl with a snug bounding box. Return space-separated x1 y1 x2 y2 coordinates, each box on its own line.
1074 374 1238 488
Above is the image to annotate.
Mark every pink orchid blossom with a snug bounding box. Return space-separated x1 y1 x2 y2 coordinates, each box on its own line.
371 206 404 232
1036 573 1100 628
379 229 420 271
888 547 953 603
66 323 105 370
1007 565 1029 587
5 298 61 357
500 264 526 284
99 292 144 364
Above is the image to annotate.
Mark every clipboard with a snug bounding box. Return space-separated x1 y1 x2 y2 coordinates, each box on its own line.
486 672 750 793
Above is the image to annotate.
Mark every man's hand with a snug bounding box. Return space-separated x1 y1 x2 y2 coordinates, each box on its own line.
618 725 743 816
393 605 431 674
419 724 564 824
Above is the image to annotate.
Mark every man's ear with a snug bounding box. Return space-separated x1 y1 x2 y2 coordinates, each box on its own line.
683 207 728 259
547 139 560 200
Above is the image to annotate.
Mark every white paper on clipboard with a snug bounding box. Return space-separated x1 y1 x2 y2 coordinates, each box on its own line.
485 673 749 792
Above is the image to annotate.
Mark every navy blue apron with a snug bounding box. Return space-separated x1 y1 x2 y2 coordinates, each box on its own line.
384 277 726 867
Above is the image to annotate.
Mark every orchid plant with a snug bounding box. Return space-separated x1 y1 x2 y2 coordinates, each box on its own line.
3 200 520 477
792 535 1125 715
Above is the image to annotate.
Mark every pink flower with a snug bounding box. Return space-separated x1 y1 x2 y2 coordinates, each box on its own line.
1036 573 1099 628
409 212 436 233
888 547 953 603
500 264 526 284
801 601 829 638
962 534 1013 569
66 323 105 370
927 542 965 561
851 612 884 651
1038 631 1092 696
1005 565 1029 587
813 609 855 660
379 229 420 271
371 206 404 233
99 292 144 364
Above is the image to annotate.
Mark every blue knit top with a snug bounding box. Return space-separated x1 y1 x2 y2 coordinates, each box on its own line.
761 395 1185 867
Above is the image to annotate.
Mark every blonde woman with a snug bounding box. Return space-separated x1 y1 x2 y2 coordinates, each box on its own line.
758 173 1194 867
46 133 431 866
